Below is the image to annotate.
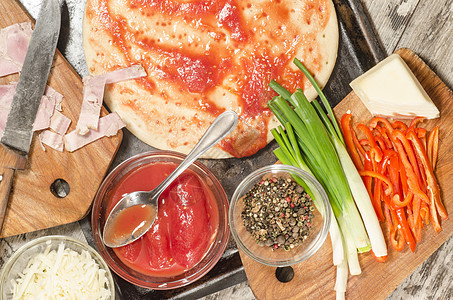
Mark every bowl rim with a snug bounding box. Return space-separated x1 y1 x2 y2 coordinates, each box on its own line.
0 235 115 298
229 164 331 267
91 150 230 289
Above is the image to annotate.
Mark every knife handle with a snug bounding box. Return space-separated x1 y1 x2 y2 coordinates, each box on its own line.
0 168 15 233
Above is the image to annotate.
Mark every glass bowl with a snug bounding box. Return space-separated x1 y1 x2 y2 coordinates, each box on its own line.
91 150 230 290
0 235 114 299
229 164 331 267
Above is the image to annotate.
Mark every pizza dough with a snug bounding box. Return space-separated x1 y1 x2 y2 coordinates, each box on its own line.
83 0 339 158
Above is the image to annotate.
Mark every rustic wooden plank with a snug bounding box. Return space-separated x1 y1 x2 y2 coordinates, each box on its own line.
361 0 421 55
361 0 453 89
395 0 453 88
390 237 453 299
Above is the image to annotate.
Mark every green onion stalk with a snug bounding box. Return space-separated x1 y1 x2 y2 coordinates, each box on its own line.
267 58 388 277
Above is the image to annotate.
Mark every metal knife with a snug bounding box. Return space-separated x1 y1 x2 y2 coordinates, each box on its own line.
0 0 61 233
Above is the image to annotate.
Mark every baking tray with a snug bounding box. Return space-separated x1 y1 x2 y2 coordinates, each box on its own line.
77 0 387 298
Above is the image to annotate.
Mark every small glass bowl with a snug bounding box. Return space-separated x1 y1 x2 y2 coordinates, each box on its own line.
0 235 115 299
91 150 230 290
229 164 331 267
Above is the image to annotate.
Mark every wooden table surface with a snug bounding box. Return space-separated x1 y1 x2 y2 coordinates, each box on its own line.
1 0 452 299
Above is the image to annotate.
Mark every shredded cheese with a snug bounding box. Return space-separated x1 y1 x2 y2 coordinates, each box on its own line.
11 242 111 300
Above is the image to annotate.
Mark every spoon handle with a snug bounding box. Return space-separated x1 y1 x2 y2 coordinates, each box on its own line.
150 111 238 198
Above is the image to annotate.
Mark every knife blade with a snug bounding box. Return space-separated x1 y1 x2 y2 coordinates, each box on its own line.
0 0 61 233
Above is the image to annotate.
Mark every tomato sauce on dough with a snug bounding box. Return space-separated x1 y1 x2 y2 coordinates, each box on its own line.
106 162 219 277
86 0 331 157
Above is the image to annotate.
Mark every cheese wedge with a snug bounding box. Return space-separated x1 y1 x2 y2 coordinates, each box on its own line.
350 53 439 119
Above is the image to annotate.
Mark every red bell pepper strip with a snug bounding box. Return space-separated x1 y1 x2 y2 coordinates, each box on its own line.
390 227 405 251
359 139 369 147
392 120 408 132
381 193 393 213
373 181 384 221
361 152 373 196
369 117 394 133
384 204 404 251
413 145 428 194
384 204 405 251
384 149 404 210
385 150 400 191
432 127 439 169
399 155 409 197
416 128 427 153
359 170 393 196
395 208 416 252
373 126 393 149
406 128 428 193
407 212 416 242
392 130 424 190
429 195 442 233
371 250 388 263
390 225 405 251
364 150 381 210
420 200 430 225
391 191 413 208
412 195 422 242
415 218 422 241
353 130 367 158
427 126 439 170
374 136 387 151
391 131 430 205
416 127 427 140
409 116 425 128
373 154 391 221
384 203 393 228
407 130 447 220
341 114 364 170
358 124 383 163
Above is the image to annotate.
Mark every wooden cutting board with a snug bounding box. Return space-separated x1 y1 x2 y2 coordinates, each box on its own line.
0 0 122 238
239 48 452 299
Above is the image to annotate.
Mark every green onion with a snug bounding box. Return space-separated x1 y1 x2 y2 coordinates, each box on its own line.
332 137 388 257
293 59 387 257
268 59 389 277
293 58 344 144
269 93 370 252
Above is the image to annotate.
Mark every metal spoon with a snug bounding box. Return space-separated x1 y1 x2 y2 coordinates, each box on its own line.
102 110 238 248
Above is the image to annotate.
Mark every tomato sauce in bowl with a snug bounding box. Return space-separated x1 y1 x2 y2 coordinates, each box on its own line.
107 162 219 277
91 151 229 289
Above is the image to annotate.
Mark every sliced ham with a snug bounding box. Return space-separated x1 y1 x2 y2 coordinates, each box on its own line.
39 130 64 152
50 111 71 135
103 64 147 85
33 95 56 131
0 83 17 136
64 112 126 152
0 83 64 134
32 87 64 131
75 75 107 135
0 22 32 77
45 85 64 111
75 65 146 135
1 21 139 152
